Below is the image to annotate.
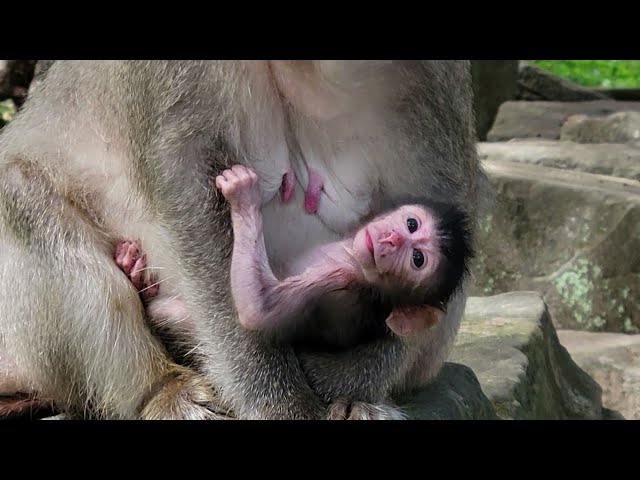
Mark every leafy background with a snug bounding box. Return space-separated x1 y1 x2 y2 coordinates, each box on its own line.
530 60 640 88
0 99 16 127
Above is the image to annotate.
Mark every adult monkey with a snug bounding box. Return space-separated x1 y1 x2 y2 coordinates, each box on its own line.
0 61 485 420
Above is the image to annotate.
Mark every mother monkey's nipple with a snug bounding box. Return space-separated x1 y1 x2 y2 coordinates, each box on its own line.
280 166 296 203
303 168 324 214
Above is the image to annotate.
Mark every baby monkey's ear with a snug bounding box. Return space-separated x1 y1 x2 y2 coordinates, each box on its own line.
385 305 443 336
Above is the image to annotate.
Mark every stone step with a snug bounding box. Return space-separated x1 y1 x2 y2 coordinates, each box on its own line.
472 159 640 333
488 100 640 141
560 111 640 144
479 139 640 182
557 330 640 420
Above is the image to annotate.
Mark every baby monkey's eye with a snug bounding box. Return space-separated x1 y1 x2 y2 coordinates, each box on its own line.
412 249 425 268
407 218 418 233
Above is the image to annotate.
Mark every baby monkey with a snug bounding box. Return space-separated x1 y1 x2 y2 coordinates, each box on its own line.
116 165 473 337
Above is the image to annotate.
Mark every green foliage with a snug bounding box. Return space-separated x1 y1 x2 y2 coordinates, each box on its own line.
0 99 16 127
530 60 640 88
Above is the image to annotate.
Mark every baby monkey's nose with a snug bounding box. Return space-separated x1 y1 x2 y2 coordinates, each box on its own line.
380 230 405 248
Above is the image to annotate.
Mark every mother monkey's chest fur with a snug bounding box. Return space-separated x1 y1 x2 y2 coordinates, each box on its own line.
242 61 413 277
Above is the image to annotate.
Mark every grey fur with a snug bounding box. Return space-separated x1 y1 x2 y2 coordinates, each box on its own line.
0 61 486 419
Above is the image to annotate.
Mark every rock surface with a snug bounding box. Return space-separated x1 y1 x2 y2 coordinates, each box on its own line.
479 139 640 181
488 100 640 141
450 292 617 419
401 363 498 419
557 330 640 420
472 159 640 333
472 60 519 141
595 88 640 102
560 111 640 144
517 62 609 102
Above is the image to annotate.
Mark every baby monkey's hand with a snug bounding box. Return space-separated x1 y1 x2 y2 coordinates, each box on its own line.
215 165 262 213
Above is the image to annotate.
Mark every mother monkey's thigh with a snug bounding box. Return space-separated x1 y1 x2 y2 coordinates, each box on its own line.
0 166 223 419
0 73 225 420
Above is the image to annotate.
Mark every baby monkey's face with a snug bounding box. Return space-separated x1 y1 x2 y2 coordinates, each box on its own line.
352 204 442 289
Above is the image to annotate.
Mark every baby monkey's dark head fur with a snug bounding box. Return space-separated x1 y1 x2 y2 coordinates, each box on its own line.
371 195 475 312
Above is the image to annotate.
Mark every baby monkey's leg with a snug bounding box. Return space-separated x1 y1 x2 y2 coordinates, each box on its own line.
114 240 189 329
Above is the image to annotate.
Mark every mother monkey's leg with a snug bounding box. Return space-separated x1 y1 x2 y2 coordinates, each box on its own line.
0 158 226 420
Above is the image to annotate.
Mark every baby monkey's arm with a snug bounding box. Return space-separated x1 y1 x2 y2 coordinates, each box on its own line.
215 165 352 331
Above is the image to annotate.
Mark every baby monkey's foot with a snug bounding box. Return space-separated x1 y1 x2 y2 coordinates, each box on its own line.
114 240 159 299
280 166 295 203
215 165 261 211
